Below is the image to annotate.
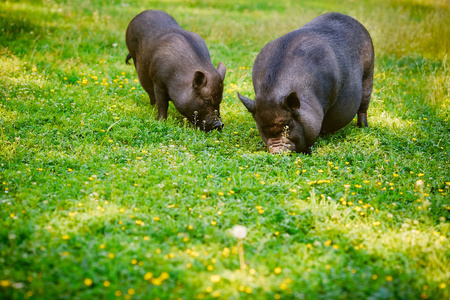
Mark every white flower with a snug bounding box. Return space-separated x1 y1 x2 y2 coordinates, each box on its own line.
231 225 248 239
12 282 25 289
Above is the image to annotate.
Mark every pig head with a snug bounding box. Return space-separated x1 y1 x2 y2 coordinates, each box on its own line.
167 62 226 132
238 91 321 154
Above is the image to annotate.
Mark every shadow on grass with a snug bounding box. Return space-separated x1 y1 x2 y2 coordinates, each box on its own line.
0 5 58 55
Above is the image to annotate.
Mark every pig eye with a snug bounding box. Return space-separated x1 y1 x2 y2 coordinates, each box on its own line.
203 98 212 105
286 119 295 128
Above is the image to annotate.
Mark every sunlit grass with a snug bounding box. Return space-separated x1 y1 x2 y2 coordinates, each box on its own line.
1 0 449 299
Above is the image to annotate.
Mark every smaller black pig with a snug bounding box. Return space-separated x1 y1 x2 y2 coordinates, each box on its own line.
238 13 374 154
126 10 226 131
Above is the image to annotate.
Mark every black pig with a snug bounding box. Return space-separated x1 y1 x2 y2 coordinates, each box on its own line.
238 13 374 154
126 10 226 131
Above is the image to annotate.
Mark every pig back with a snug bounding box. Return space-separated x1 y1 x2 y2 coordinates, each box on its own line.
303 12 374 76
126 10 181 55
302 13 374 131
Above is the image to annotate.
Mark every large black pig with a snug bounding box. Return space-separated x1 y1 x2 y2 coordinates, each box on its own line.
238 13 374 154
126 10 226 131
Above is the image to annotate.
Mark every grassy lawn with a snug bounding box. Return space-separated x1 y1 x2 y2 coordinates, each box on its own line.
0 0 449 299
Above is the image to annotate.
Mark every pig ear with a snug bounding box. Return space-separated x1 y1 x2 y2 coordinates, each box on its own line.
237 92 255 113
193 71 207 89
282 92 301 112
217 62 226 81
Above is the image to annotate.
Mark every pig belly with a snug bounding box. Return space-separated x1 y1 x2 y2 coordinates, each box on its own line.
320 86 362 134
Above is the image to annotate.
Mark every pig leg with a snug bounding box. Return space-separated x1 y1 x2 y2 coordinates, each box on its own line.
144 83 156 106
357 71 373 128
321 86 360 134
154 85 170 120
136 63 156 105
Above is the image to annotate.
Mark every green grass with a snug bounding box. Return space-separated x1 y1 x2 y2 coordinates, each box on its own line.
0 0 449 299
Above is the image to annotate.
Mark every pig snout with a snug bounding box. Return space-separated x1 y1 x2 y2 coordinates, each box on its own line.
204 120 224 132
211 120 224 131
267 140 295 154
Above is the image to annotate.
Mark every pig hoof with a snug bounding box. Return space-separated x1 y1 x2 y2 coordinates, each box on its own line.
357 112 368 128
